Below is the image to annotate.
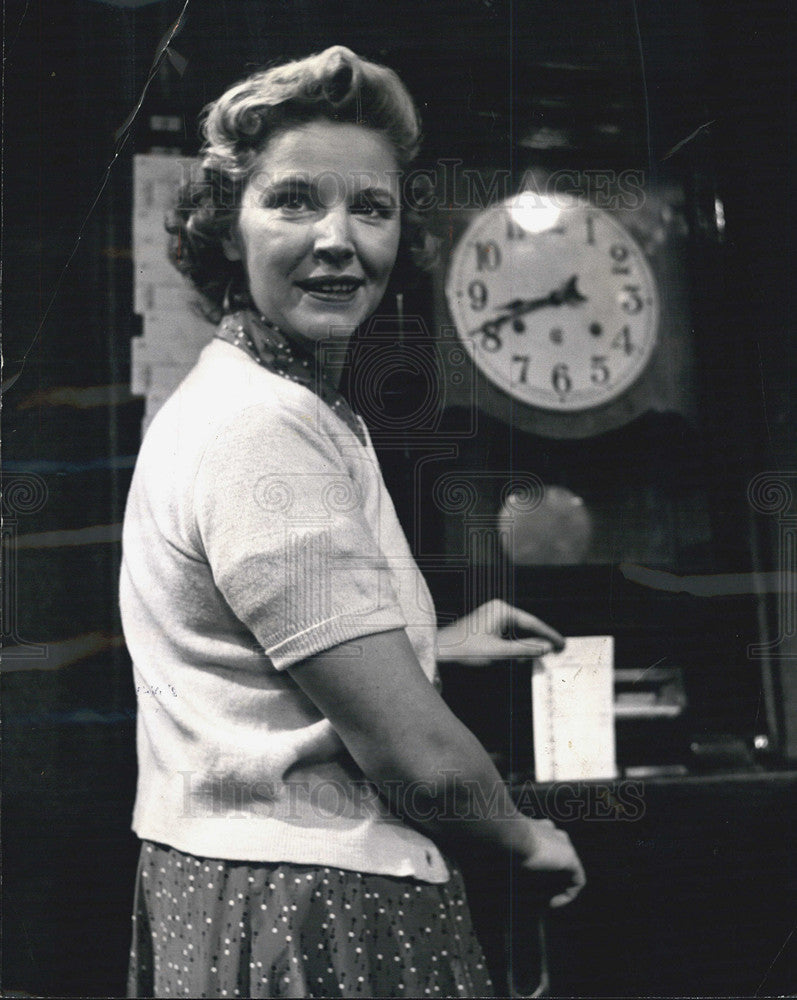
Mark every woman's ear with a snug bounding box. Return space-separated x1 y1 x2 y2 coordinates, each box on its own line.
221 232 242 261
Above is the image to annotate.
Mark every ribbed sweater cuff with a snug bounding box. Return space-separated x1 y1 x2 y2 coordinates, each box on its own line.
265 604 407 670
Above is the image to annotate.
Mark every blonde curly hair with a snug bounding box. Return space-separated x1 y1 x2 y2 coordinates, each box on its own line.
167 46 435 321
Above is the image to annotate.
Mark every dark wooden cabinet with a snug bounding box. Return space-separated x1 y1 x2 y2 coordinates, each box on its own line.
462 773 797 996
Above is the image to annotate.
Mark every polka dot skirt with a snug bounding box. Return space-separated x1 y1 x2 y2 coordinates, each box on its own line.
128 841 494 998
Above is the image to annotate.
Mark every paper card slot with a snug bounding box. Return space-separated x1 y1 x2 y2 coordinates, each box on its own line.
133 154 200 220
614 665 687 719
139 313 214 363
135 283 204 316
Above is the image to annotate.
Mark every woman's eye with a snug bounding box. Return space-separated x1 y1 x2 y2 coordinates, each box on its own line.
351 197 395 219
268 190 314 213
280 195 313 213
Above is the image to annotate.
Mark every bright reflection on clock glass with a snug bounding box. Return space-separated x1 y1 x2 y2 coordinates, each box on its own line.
508 192 566 235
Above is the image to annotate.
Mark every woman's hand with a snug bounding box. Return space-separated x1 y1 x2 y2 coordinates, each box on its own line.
437 599 565 666
519 817 586 909
288 629 578 879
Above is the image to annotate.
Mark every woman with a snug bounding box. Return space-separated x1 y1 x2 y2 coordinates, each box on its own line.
121 45 584 998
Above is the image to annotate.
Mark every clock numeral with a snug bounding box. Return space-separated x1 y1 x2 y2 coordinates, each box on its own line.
612 325 633 355
620 284 644 314
590 355 610 385
480 323 502 353
506 217 526 240
474 240 502 271
585 215 596 246
512 354 531 384
468 280 488 311
551 362 572 397
610 244 630 275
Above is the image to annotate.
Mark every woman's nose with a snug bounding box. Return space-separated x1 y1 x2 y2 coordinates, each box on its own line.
312 207 355 265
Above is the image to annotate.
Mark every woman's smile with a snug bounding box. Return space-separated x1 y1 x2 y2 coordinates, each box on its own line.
228 121 402 343
294 274 365 301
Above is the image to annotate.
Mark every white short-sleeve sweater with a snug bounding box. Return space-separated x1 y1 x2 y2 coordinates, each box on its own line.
120 337 448 882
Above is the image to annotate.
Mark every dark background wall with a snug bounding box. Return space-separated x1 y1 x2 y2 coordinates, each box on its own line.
2 1 794 996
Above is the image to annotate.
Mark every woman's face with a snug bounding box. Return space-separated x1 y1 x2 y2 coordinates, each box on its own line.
229 120 402 343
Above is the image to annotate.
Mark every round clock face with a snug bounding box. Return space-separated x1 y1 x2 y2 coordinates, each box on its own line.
445 194 659 412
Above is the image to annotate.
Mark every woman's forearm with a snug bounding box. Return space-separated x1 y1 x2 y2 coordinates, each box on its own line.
289 627 585 905
288 628 534 859
365 706 534 856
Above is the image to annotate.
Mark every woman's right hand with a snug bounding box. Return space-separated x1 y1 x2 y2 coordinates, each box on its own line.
518 817 586 909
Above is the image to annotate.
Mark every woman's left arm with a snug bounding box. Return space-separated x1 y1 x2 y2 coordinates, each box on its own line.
436 598 565 666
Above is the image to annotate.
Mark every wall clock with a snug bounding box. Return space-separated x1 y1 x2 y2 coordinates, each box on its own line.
445 192 659 411
437 187 689 439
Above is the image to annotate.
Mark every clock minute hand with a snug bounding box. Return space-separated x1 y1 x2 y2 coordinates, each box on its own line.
496 276 587 317
496 291 558 317
470 277 588 340
470 291 559 340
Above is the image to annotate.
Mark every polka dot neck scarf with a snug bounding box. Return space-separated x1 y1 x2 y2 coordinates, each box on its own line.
216 310 366 446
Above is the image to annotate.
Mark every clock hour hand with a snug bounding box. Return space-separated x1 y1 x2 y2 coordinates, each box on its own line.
548 274 587 306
